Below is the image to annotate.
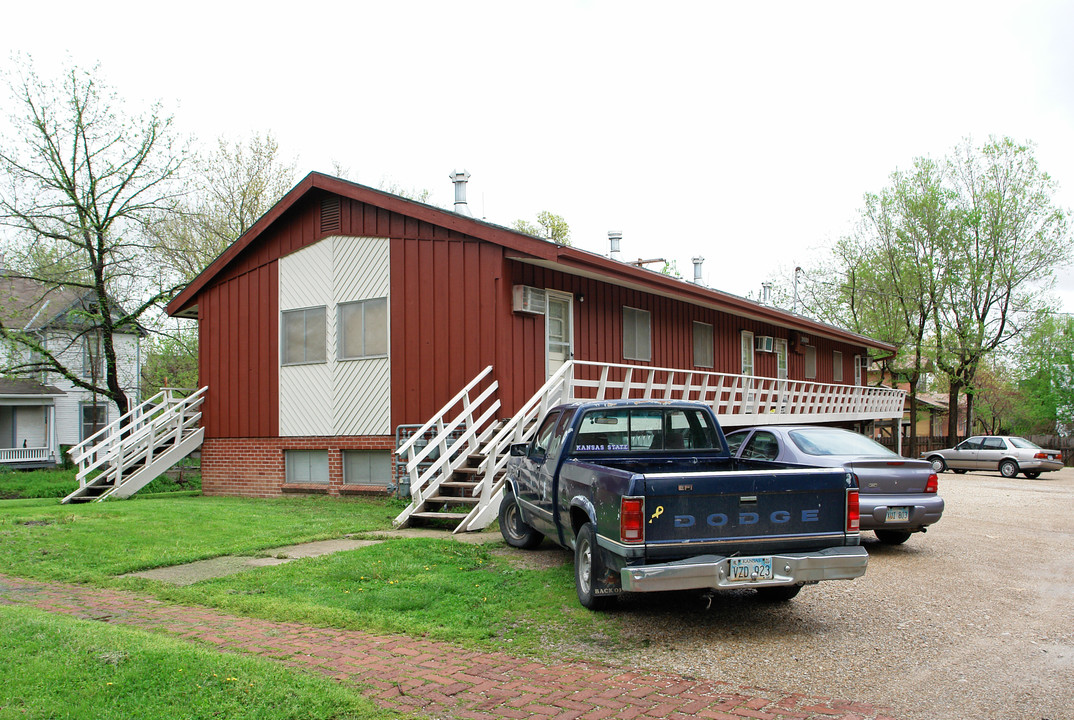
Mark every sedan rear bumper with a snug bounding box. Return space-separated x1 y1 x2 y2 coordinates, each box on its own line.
619 546 868 593
1015 459 1064 472
860 494 945 530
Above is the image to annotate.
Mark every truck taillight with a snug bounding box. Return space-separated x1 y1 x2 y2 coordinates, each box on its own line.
846 489 860 532
925 473 938 493
621 497 644 544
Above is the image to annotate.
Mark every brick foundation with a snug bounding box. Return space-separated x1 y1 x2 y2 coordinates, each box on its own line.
201 436 396 498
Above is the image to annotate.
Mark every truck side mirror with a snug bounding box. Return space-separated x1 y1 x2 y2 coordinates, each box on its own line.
510 442 528 457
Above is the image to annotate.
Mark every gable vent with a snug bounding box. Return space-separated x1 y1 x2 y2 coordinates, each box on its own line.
320 196 341 234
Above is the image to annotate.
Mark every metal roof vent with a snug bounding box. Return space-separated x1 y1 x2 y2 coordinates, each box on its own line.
761 282 773 305
450 169 472 216
608 231 622 260
692 256 705 285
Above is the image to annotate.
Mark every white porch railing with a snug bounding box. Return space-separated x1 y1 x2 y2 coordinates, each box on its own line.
63 387 207 503
567 360 905 426
0 447 51 463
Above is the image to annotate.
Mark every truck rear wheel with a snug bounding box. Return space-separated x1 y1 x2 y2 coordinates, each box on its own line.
498 494 543 549
575 523 613 610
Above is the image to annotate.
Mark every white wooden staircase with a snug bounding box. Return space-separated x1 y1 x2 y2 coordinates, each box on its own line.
62 387 207 504
393 363 573 533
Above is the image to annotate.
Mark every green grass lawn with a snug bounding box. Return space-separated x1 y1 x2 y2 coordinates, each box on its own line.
0 604 413 720
0 466 201 500
0 493 619 654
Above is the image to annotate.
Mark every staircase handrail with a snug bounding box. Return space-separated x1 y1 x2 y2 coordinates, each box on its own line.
403 380 499 474
395 366 494 457
73 388 206 487
68 387 192 466
477 360 574 462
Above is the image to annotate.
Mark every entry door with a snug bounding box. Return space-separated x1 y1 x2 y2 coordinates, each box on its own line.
545 291 574 378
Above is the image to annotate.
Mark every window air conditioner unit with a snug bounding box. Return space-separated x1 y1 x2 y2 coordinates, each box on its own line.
755 335 774 352
512 285 547 315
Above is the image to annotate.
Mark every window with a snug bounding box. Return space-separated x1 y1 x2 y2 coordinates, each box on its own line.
285 450 329 483
804 345 817 380
693 322 713 368
82 334 103 380
530 411 561 457
740 331 754 376
623 307 651 361
282 307 326 365
343 451 392 486
339 298 388 360
775 338 788 380
573 407 720 454
742 431 780 460
833 351 843 382
80 403 107 441
855 355 869 385
981 437 1006 451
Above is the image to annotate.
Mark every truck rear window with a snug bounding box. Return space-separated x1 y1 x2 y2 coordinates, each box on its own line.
572 407 721 454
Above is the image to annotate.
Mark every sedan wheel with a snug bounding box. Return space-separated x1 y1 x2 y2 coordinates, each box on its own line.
999 460 1019 478
875 529 912 545
929 456 947 473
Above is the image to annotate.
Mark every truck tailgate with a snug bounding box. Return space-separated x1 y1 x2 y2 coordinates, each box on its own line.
641 467 852 558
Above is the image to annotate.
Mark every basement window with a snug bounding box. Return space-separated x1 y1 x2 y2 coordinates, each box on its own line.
285 450 329 484
282 307 327 365
623 306 651 362
343 451 392 486
338 298 388 360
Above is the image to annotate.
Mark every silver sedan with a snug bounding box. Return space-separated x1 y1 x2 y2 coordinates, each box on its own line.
923 436 1063 479
725 425 944 545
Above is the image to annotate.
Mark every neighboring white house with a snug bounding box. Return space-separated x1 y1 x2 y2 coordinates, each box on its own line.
0 276 142 467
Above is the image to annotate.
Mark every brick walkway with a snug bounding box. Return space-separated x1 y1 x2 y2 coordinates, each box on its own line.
0 574 899 720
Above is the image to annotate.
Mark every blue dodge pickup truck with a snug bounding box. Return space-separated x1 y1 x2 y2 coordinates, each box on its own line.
498 400 868 609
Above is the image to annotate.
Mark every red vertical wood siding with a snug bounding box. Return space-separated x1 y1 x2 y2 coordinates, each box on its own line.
193 186 872 440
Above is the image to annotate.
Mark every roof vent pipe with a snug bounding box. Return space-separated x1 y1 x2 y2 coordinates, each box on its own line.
691 256 705 285
450 169 472 216
761 282 772 305
608 231 622 260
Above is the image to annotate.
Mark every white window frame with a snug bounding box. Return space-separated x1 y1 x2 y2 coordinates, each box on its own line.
338 297 388 361
281 306 327 366
740 331 754 376
833 351 843 383
623 306 651 362
80 402 108 442
693 321 714 368
342 450 392 486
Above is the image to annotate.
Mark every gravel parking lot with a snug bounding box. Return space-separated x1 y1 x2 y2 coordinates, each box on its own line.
541 467 1074 720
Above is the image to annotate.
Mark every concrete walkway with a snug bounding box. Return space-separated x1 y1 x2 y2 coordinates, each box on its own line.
0 574 900 720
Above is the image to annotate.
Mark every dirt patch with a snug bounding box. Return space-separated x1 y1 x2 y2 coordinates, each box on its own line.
491 544 571 570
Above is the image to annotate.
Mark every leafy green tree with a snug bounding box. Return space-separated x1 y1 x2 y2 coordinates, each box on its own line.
513 211 571 246
0 59 186 416
930 137 1070 442
141 325 199 396
1008 313 1074 434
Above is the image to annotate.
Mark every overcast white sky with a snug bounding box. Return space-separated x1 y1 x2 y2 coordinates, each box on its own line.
6 0 1074 311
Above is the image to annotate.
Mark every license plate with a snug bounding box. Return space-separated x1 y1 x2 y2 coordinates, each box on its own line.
886 507 910 522
729 556 773 581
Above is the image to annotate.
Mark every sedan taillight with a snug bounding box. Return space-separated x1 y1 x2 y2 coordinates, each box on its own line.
846 489 860 532
925 474 938 494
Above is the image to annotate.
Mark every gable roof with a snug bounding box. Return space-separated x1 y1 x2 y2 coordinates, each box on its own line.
166 171 895 353
0 275 146 337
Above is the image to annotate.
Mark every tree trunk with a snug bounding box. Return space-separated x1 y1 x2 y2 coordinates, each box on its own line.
908 390 919 457
947 383 962 446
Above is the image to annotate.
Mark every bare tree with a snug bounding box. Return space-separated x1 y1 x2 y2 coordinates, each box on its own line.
152 133 295 282
0 59 186 416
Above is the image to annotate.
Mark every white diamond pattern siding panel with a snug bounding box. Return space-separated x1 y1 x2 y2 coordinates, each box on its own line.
278 237 390 438
279 239 334 437
333 237 390 436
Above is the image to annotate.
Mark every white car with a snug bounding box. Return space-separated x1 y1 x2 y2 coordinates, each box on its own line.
924 436 1063 479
